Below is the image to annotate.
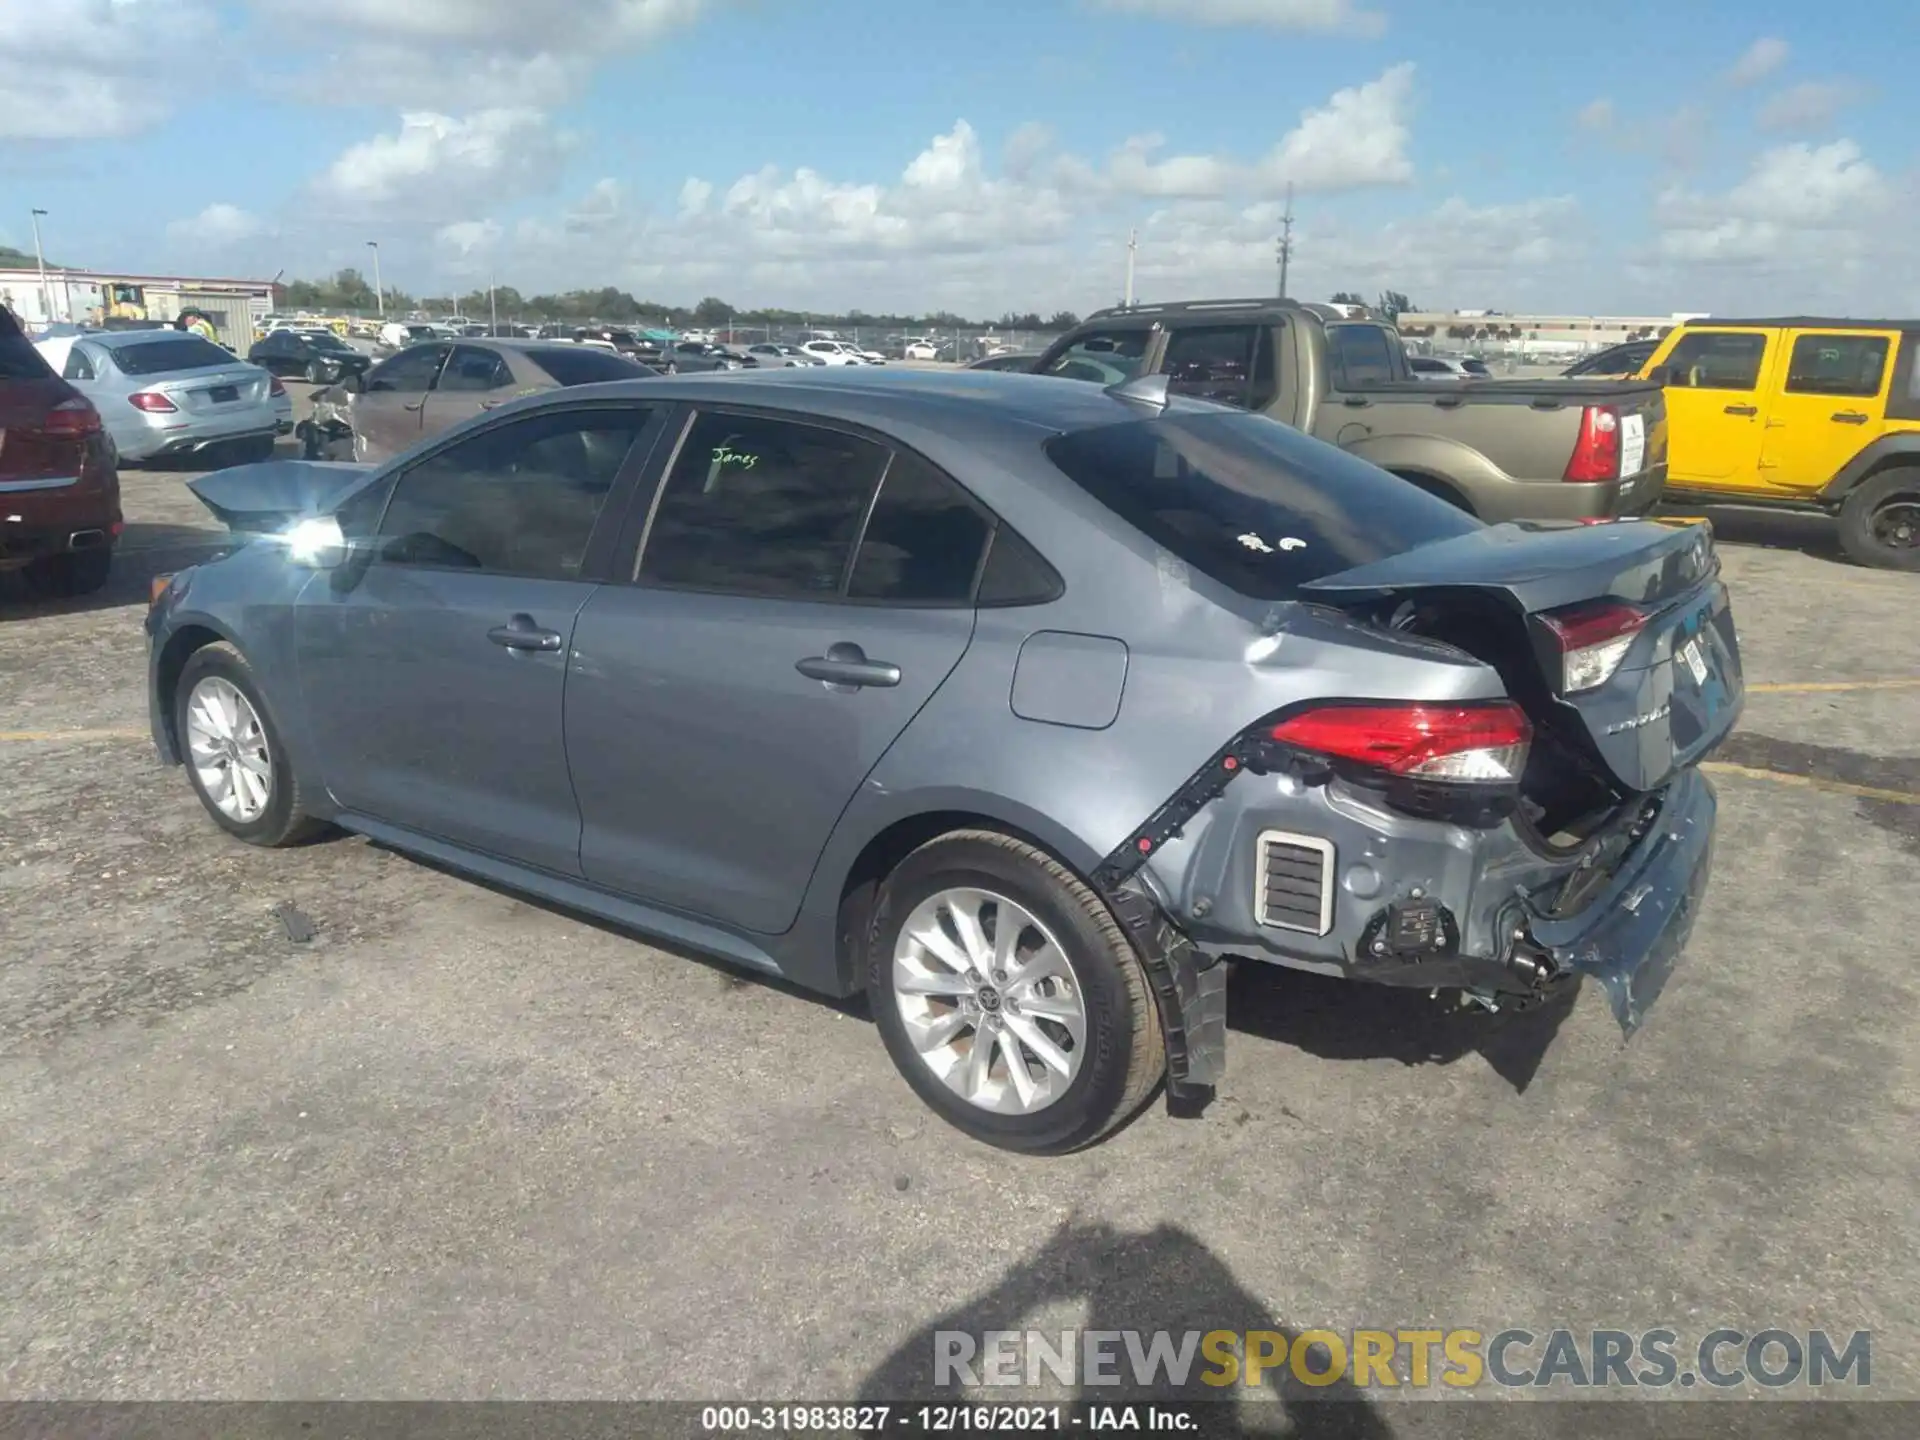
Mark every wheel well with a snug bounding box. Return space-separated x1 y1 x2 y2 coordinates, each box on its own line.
1389 469 1477 515
154 624 226 756
833 811 1077 992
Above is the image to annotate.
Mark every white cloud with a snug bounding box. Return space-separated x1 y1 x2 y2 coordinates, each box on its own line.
1651 141 1892 278
166 204 270 247
1106 137 1242 198
254 0 716 106
1758 80 1857 132
0 0 219 139
1727 37 1789 87
1089 0 1385 36
1575 98 1615 132
1252 62 1416 190
311 109 570 217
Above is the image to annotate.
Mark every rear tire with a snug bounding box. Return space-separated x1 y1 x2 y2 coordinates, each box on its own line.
866 830 1166 1154
1838 468 1920 571
174 642 325 848
26 547 112 597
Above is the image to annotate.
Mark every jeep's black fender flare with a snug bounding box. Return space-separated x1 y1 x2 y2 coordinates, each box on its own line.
1820 433 1920 502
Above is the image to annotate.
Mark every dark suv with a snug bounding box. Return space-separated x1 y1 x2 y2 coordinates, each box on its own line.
0 309 121 595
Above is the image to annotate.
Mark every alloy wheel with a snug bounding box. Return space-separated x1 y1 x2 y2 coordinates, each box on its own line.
185 676 273 823
891 887 1087 1114
1870 494 1920 550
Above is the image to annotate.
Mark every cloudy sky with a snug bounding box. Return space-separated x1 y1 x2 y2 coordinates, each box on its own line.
2 0 1913 317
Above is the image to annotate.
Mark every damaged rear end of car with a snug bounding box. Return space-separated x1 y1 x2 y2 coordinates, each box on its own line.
1047 404 1741 1107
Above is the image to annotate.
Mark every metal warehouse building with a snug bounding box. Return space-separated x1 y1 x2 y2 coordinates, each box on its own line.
0 268 273 351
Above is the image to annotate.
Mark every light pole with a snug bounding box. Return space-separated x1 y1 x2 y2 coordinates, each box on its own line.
365 240 384 317
1124 227 1137 309
1275 182 1295 300
29 208 51 323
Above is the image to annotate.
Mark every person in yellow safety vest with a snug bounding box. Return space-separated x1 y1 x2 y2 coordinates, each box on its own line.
176 311 218 343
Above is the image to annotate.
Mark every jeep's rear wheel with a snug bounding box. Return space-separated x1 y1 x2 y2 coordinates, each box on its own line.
867 831 1165 1153
1839 468 1920 571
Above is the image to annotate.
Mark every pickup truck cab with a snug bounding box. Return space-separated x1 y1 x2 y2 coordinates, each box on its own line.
1034 299 1666 524
1638 318 1920 569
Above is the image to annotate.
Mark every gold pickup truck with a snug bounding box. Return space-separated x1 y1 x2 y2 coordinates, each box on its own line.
1639 318 1920 569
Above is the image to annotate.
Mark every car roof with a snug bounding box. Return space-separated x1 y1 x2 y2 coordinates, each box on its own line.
93 329 217 347
527 365 1225 440
1681 316 1920 333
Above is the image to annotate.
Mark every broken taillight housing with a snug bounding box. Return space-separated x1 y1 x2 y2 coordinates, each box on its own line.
1539 601 1648 693
1268 701 1533 783
1564 405 1621 482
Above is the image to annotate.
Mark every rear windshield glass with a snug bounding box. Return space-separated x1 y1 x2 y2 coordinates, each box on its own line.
1327 325 1399 387
529 347 655 385
112 337 233 375
1043 411 1480 600
0 311 52 380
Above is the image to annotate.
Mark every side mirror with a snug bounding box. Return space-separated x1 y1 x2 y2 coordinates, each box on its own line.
283 516 347 569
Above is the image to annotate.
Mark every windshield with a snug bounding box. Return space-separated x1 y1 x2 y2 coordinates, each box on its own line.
111 337 234 375
1043 411 1481 601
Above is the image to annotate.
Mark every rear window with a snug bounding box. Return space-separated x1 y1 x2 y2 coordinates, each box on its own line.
1327 325 1399 387
1043 411 1480 601
0 310 53 380
529 347 655 385
111 337 233 375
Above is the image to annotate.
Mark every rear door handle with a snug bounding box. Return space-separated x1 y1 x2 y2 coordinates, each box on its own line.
487 613 564 652
403 400 425 412
796 642 901 689
1723 404 1758 416
1832 411 1870 424
479 399 506 410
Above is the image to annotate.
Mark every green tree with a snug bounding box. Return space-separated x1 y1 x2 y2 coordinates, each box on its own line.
1046 310 1080 331
1330 291 1365 306
692 296 733 326
1376 289 1414 321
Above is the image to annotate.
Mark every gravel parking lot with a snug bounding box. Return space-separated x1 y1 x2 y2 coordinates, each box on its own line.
2 381 1916 1420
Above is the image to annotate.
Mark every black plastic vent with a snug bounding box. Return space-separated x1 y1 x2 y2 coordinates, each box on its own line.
1256 831 1334 935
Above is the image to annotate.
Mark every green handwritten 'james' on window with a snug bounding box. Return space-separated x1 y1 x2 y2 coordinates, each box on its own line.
705 443 759 490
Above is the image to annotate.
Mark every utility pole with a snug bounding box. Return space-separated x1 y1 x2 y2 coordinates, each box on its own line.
1123 227 1137 309
29 208 51 323
366 240 384 316
1275 183 1295 300
488 269 498 334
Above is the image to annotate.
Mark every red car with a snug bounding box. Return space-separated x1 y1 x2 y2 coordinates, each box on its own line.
0 310 121 595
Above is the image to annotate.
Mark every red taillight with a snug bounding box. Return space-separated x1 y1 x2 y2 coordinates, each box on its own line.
129 391 178 413
268 375 286 396
43 397 103 437
1564 404 1620 482
1269 702 1533 782
1539 601 1648 693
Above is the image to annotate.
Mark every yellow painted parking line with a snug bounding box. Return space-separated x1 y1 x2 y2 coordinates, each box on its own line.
1746 679 1920 694
0 727 145 743
1702 761 1920 807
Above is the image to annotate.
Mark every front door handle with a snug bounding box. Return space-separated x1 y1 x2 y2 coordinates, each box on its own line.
1723 404 1758 416
487 613 564 652
479 399 506 410
1832 411 1870 424
403 400 425 412
796 642 901 689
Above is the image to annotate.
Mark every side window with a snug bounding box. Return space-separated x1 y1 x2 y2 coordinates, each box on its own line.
437 346 513 392
1039 330 1151 385
847 451 993 603
1162 326 1259 408
374 408 649 578
1663 332 1768 391
636 410 888 598
365 345 447 393
1783 334 1890 398
975 525 1064 607
63 345 97 381
1327 325 1396 388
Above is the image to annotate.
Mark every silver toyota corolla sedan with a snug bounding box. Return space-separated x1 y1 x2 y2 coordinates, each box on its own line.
33 329 289 464
146 368 1740 1152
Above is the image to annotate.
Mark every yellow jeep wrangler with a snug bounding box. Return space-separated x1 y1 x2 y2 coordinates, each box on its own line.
1639 318 1920 569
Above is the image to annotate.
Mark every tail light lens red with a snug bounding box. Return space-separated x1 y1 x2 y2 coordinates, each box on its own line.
43 397 103 437
1269 702 1533 783
268 375 286 396
1564 405 1621 482
1539 601 1647 693
129 391 178 413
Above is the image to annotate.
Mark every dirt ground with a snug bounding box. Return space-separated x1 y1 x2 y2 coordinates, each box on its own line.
2 386 1916 1424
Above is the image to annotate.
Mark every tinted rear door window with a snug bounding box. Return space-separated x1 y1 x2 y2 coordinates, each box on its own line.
437 346 514 392
1162 326 1260 407
846 451 992 603
1044 411 1480 601
1327 325 1398 388
528 347 652 385
1783 334 1890 397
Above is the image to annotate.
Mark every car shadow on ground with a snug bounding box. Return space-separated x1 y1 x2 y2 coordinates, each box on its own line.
1678 505 1848 564
852 1217 1394 1436
1227 962 1578 1094
0 521 226 620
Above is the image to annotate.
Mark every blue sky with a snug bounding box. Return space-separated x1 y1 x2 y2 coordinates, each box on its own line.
2 0 1914 317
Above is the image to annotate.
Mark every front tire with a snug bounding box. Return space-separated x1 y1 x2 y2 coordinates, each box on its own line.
867 830 1166 1154
1838 468 1920 570
306 360 325 383
174 643 325 848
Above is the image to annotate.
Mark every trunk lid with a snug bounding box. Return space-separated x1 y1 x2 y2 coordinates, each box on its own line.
1303 519 1743 794
154 366 273 412
186 458 372 533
